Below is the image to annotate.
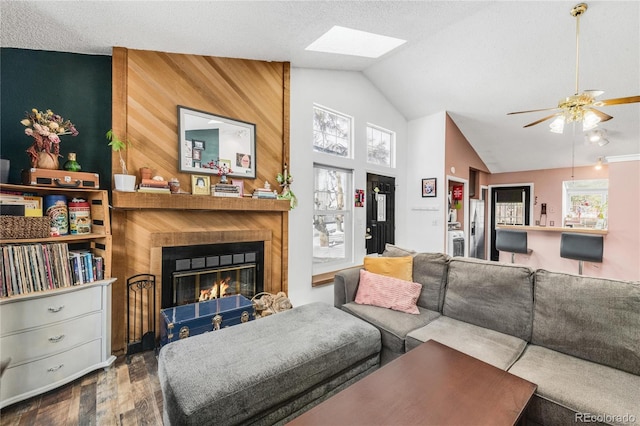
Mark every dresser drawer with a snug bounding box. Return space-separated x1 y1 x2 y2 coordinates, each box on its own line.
0 312 102 365
0 285 102 335
0 339 102 404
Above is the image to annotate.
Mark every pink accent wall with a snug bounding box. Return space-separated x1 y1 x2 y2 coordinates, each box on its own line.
489 161 640 281
445 114 490 235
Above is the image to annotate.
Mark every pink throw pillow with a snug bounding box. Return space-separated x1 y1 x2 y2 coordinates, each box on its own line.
355 269 422 315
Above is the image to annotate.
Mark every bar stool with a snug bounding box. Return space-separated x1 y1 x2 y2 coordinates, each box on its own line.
560 233 603 275
495 229 530 263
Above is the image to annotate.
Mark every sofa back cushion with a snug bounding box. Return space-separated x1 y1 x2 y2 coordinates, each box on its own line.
443 258 534 341
411 253 450 311
532 269 640 375
364 256 413 282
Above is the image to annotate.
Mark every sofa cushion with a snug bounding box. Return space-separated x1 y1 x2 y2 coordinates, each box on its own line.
509 345 640 425
382 243 417 257
355 270 422 314
411 252 450 312
443 258 534 341
342 302 440 354
532 270 640 376
405 316 527 370
364 255 413 281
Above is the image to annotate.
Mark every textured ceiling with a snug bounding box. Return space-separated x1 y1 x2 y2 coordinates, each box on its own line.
2 1 638 173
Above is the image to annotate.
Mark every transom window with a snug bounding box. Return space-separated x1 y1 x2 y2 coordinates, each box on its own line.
366 124 395 167
313 105 352 157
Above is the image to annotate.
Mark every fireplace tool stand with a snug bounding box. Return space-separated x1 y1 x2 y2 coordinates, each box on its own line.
127 274 156 361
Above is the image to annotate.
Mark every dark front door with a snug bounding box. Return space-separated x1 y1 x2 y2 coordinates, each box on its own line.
490 186 531 261
366 173 395 254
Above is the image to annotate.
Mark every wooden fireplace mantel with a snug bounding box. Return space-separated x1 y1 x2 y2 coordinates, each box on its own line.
112 191 290 212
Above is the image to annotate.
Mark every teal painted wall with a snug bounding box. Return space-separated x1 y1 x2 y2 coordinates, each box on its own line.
1 48 112 189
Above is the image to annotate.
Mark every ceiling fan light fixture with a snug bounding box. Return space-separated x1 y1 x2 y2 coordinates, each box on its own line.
595 157 603 170
582 110 601 131
550 116 566 133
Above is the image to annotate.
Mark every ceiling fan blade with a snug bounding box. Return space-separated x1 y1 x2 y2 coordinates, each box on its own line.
523 113 561 128
583 89 604 98
587 108 613 122
594 95 640 106
507 107 559 115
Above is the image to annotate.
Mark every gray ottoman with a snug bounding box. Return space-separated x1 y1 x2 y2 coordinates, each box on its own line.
158 302 381 425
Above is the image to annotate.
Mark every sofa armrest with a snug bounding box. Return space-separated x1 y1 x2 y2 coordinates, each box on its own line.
334 267 362 308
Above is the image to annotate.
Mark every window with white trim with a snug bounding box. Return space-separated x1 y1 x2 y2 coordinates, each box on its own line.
366 124 395 167
562 179 608 229
313 106 352 157
313 165 353 272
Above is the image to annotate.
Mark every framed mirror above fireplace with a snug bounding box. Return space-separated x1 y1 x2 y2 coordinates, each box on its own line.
178 105 256 178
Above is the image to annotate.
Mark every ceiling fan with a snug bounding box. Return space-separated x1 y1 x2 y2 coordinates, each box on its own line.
508 3 640 134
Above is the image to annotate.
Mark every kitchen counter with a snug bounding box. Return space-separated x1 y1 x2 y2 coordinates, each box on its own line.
496 224 608 235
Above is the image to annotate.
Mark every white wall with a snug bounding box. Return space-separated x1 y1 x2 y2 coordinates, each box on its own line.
288 68 408 306
403 113 447 252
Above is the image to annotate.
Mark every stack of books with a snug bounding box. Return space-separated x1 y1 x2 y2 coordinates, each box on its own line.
0 191 43 217
252 188 277 199
212 183 241 198
138 178 170 194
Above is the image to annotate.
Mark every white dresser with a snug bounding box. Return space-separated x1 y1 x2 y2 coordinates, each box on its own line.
0 279 116 408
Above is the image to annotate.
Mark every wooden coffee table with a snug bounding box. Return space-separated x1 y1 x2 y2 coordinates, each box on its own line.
289 340 536 426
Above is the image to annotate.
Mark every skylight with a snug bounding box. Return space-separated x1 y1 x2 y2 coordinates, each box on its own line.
305 26 406 58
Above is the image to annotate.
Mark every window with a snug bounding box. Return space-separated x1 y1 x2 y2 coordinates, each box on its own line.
563 179 608 228
366 124 395 167
313 165 352 272
313 106 352 157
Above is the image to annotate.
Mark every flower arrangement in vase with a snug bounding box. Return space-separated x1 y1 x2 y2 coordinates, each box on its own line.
21 108 78 170
215 160 232 184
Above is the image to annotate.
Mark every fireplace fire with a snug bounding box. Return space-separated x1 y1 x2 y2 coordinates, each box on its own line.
162 241 264 308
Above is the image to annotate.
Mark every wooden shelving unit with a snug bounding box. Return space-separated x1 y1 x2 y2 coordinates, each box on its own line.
0 183 116 409
0 183 112 278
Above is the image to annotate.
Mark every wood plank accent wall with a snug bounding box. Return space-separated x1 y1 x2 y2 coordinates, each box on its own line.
111 47 290 354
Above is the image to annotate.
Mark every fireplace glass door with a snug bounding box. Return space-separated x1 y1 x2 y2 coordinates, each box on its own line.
172 264 256 306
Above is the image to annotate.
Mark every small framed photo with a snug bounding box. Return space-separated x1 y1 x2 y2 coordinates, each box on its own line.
191 174 210 195
231 179 244 197
192 139 205 150
422 178 437 198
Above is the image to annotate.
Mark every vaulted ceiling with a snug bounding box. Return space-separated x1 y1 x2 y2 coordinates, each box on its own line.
2 1 638 173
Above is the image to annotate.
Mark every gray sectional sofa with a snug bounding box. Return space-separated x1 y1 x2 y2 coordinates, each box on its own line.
334 249 640 426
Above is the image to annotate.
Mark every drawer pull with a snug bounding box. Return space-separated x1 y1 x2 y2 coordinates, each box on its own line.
48 335 65 343
48 305 65 313
47 364 64 372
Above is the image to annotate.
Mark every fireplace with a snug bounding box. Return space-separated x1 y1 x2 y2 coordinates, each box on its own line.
161 241 264 308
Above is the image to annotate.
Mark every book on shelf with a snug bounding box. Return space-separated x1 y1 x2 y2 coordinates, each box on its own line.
0 194 43 216
0 242 77 297
140 178 170 188
212 191 241 198
252 191 277 199
138 186 171 194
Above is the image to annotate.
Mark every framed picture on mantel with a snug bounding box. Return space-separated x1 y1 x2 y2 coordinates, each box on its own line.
191 174 210 195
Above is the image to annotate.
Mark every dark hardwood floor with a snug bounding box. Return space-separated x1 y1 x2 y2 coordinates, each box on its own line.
0 351 163 425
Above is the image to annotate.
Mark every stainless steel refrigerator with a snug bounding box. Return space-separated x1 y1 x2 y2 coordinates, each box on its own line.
469 199 486 259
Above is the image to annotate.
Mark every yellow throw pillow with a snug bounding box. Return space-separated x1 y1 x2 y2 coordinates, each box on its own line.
364 256 413 282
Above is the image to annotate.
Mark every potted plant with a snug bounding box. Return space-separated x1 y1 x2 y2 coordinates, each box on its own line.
106 129 136 192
